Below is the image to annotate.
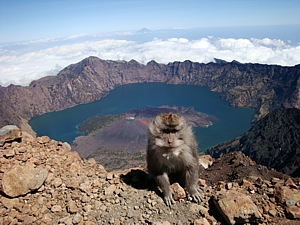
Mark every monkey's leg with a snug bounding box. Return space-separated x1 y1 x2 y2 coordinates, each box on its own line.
185 167 204 203
155 172 175 206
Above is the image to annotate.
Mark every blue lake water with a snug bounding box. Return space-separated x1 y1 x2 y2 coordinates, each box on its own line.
29 83 254 152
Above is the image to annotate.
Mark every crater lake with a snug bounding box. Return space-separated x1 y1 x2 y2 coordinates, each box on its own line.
29 83 254 152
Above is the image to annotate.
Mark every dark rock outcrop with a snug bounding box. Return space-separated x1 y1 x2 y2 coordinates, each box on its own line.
0 57 299 135
206 108 300 177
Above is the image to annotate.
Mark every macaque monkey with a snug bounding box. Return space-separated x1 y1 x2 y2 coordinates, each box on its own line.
147 113 203 206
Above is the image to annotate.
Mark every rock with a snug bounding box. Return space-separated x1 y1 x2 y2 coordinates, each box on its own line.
51 205 62 213
72 213 83 224
52 177 63 188
170 183 186 201
0 125 22 147
193 218 210 225
67 200 78 213
0 196 21 209
285 178 298 188
274 185 300 205
36 136 50 144
286 206 300 219
242 179 257 192
198 155 214 169
79 181 92 193
3 149 15 157
104 185 117 195
213 190 263 225
1 165 48 197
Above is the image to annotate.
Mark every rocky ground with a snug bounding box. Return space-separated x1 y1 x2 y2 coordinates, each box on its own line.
1 126 300 224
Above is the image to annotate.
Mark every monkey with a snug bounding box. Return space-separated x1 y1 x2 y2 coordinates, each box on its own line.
146 113 203 206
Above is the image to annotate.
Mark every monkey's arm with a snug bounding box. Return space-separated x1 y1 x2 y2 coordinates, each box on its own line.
155 173 175 207
184 151 204 203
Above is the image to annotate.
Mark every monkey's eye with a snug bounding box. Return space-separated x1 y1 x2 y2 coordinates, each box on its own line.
162 129 178 134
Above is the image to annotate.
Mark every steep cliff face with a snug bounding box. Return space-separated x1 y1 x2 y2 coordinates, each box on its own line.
0 57 299 134
206 108 300 177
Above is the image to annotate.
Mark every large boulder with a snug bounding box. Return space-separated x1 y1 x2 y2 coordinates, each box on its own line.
0 125 22 147
213 190 263 225
1 165 48 197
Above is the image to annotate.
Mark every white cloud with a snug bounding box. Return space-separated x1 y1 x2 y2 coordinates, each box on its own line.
0 36 299 86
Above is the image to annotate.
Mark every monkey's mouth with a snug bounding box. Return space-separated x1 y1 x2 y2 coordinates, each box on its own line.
167 142 175 148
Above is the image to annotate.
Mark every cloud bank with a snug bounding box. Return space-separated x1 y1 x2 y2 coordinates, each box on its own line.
0 37 299 86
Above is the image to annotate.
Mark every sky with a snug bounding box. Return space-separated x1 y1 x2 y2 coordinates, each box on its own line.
0 0 300 86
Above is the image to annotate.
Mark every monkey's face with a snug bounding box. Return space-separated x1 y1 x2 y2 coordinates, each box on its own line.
150 113 186 148
159 128 184 148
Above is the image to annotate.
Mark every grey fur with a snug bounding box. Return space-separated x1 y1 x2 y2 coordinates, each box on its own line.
147 113 203 206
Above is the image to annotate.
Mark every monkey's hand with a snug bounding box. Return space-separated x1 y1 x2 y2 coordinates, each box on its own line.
191 191 204 203
163 190 175 207
189 187 204 203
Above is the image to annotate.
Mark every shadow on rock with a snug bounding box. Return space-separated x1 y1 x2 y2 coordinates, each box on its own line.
121 169 162 198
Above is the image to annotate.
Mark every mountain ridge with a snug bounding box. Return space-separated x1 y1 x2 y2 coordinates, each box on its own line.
206 108 300 177
0 57 299 136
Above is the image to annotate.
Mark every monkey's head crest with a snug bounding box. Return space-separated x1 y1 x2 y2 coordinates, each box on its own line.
153 113 185 130
161 113 180 126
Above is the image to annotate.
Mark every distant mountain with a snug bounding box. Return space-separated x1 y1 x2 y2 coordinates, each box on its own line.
206 108 300 177
72 106 216 158
0 57 299 136
137 28 151 33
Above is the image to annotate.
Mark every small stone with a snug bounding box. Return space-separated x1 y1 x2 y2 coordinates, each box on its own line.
0 196 20 209
72 214 83 224
268 209 277 217
67 200 77 213
52 177 63 188
83 204 92 212
36 136 50 144
105 185 117 195
242 179 257 191
198 179 207 187
271 177 281 183
100 205 107 211
170 183 186 201
66 178 79 189
198 155 214 169
194 218 210 225
285 178 298 188
226 182 233 190
4 149 15 157
106 172 115 180
51 205 62 212
79 181 92 193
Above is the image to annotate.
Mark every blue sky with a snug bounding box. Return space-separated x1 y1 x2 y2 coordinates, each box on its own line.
1 0 299 43
0 0 300 86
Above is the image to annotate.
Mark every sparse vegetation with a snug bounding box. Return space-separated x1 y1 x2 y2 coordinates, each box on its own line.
86 146 146 171
78 114 125 135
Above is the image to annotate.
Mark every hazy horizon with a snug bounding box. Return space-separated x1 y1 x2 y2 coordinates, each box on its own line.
1 0 299 86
